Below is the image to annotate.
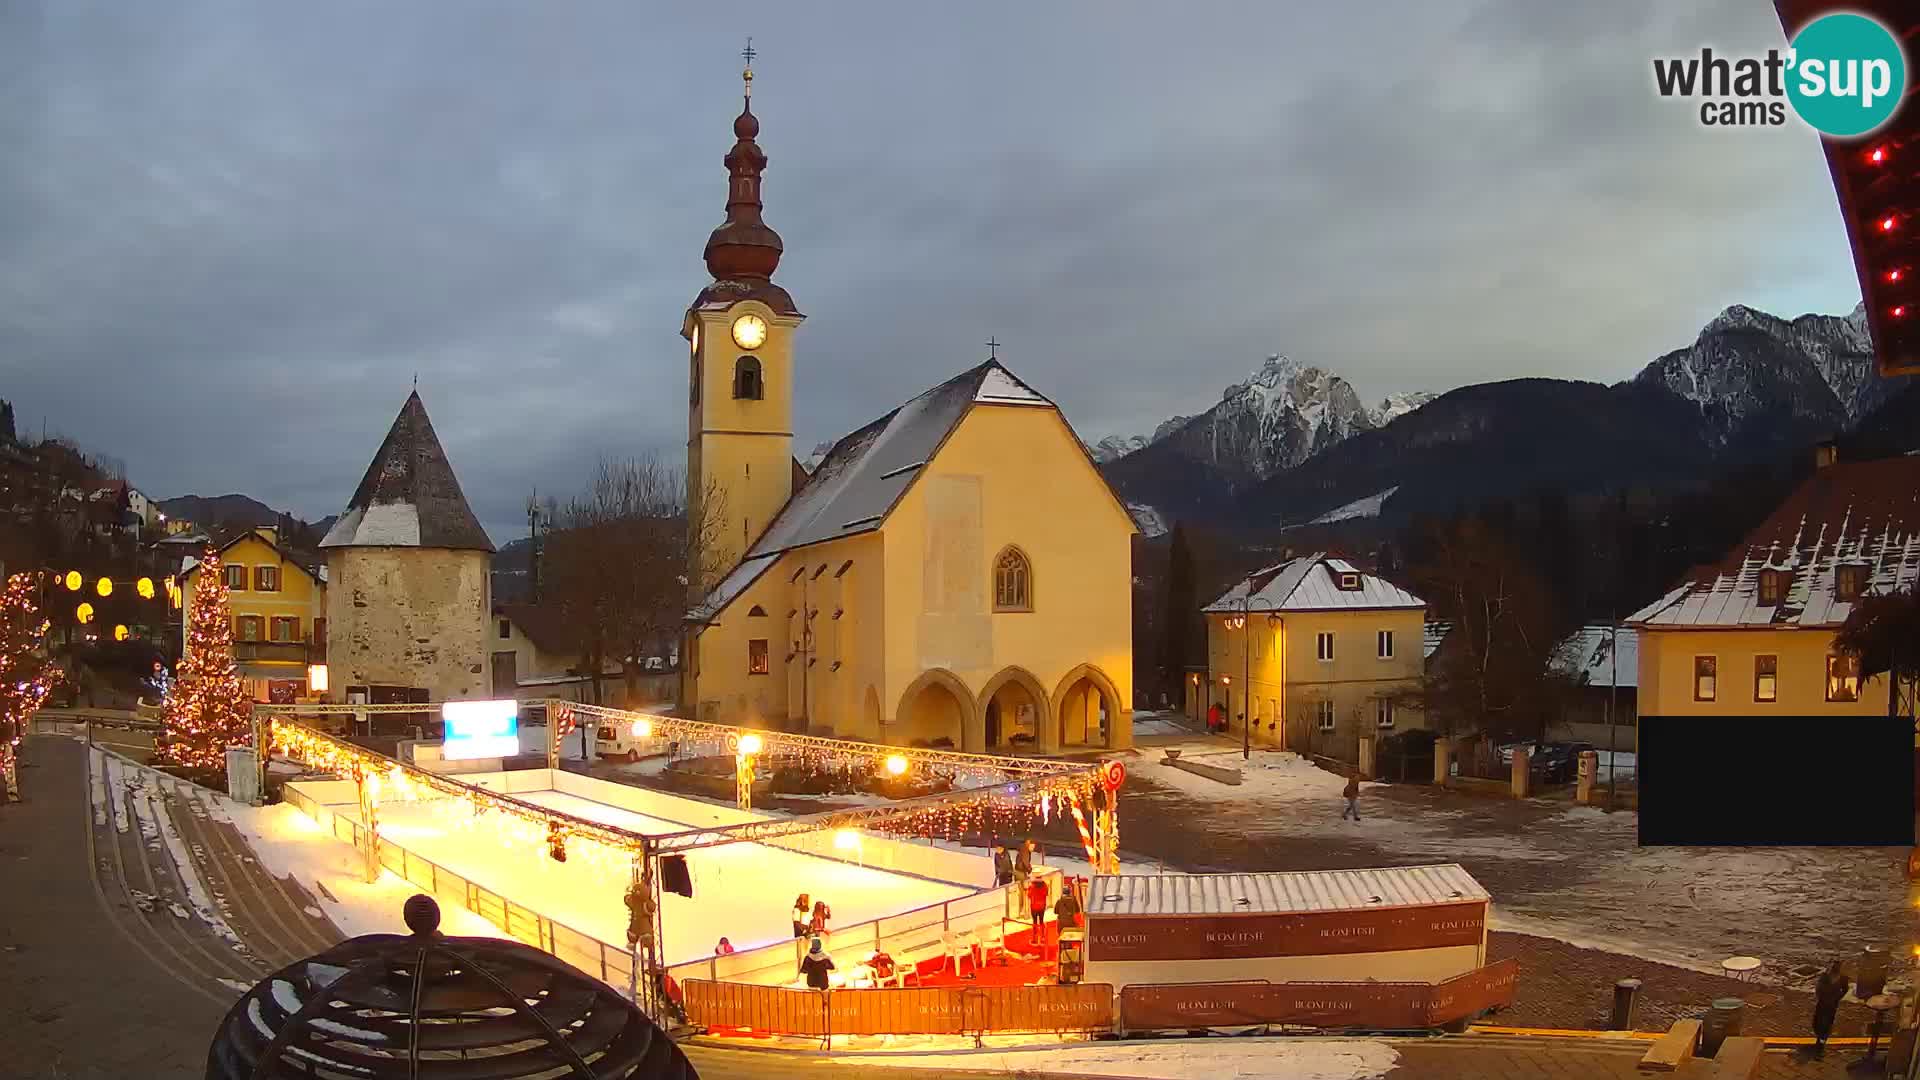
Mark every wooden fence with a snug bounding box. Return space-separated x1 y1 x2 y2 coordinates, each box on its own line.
683 979 1115 1039
1118 959 1519 1033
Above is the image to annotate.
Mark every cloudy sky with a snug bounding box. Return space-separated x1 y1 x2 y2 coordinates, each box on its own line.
0 1 1865 542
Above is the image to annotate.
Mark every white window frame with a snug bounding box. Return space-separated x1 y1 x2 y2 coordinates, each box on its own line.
1377 629 1394 660
1316 699 1337 731
1316 631 1335 662
1375 698 1395 729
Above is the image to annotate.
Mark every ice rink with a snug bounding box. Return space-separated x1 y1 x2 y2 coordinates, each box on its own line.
304 773 981 967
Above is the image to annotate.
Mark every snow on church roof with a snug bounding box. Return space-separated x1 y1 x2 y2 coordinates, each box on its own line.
1203 553 1425 613
741 360 1052 560
321 391 494 552
1628 454 1920 629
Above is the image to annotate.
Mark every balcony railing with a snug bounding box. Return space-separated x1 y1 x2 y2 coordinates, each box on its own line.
233 640 312 664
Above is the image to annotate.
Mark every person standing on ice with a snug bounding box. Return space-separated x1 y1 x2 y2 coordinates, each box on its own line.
800 937 835 991
810 899 831 937
1811 960 1850 1056
791 894 811 938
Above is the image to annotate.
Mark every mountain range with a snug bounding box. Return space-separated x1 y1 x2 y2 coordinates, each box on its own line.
1100 302 1908 533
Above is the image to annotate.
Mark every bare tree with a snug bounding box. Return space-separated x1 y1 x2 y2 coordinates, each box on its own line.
542 457 728 704
1409 515 1576 746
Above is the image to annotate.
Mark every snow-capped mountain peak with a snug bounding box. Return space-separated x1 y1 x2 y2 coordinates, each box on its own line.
1369 391 1437 428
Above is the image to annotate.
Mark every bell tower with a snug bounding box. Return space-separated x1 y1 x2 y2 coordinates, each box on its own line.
684 40 804 589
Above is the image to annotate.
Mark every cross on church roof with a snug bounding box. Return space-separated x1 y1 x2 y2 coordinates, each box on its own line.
986 337 1001 360
742 37 755 67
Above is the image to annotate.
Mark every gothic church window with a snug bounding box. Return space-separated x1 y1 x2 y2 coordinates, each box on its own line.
993 546 1032 612
733 356 764 400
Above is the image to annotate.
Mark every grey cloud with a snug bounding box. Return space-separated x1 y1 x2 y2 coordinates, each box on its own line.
0 0 1863 540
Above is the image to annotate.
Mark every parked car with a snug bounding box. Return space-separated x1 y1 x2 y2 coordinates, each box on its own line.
1494 741 1596 785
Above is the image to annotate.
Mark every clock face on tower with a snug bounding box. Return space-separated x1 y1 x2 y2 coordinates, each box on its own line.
731 314 767 350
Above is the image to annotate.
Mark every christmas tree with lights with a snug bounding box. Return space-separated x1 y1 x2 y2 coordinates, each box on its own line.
155 549 251 773
0 572 62 802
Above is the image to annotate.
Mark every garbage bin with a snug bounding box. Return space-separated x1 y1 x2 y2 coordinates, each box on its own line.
1056 929 1085 985
1700 997 1744 1056
1610 979 1643 1031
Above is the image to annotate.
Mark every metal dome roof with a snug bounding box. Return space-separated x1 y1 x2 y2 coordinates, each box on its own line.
205 895 695 1079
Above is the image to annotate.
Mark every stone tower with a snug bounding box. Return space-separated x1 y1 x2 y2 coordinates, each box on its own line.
320 391 494 705
682 49 805 589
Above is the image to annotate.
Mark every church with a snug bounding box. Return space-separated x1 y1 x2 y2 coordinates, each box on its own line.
679 56 1135 755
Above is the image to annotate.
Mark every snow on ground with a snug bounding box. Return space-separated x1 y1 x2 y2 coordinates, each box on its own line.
825 1034 1397 1079
1131 712 1193 738
106 751 246 949
316 789 972 965
207 797 504 941
1121 747 1915 982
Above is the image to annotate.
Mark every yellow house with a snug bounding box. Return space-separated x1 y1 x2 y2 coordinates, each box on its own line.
678 65 1135 754
179 526 327 703
1628 448 1918 718
1197 554 1427 762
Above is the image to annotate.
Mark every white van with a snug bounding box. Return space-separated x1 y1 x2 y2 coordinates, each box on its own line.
593 718 664 762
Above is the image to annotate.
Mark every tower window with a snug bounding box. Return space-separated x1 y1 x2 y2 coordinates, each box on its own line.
1836 563 1869 602
733 356 764 400
993 546 1032 612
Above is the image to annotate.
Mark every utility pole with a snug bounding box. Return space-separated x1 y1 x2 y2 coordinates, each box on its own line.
1241 596 1251 761
1607 615 1619 811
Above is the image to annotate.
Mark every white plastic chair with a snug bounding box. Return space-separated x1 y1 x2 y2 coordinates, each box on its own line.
942 930 969 977
975 922 1007 967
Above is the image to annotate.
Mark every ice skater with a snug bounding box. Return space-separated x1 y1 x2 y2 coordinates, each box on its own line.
809 898 832 937
1810 959 1850 1057
714 937 734 956
1341 774 1362 821
791 894 811 938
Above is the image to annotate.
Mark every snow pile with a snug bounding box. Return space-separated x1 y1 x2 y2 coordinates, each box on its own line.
829 1034 1397 1079
208 798 504 941
105 752 247 949
1132 750 1370 804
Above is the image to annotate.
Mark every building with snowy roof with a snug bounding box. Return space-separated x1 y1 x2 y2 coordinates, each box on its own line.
320 391 495 712
678 64 1135 753
1194 554 1427 765
1627 445 1919 717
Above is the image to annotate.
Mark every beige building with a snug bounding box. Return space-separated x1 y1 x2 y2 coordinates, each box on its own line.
321 391 494 713
1196 554 1427 762
1628 448 1919 718
679 64 1135 754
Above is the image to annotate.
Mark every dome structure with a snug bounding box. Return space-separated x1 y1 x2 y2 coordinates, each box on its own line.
206 895 694 1079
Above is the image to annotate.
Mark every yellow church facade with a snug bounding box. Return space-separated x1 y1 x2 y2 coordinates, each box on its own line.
677 61 1134 754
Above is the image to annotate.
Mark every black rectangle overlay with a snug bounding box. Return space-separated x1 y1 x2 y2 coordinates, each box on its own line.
1639 715 1914 846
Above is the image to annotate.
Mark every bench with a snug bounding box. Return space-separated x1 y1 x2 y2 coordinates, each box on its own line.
1704 1037 1764 1079
1639 1018 1702 1071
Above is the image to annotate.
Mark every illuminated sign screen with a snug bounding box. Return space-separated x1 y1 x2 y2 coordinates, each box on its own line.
442 699 519 760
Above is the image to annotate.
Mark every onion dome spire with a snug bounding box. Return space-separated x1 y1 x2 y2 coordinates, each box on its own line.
704 38 783 281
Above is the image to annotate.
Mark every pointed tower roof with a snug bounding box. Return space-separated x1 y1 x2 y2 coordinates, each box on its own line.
320 391 494 552
693 42 800 317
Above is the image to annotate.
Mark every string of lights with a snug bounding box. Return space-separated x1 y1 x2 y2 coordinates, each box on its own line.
0 572 63 800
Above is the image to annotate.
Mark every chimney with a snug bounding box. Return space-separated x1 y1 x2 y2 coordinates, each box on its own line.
1814 440 1838 469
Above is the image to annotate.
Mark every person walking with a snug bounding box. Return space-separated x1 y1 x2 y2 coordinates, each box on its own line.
791 894 811 938
992 844 1014 886
1206 701 1224 734
1811 960 1851 1056
1341 774 1362 821
800 937 835 991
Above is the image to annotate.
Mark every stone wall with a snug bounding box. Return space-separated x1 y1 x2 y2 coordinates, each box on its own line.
324 547 490 702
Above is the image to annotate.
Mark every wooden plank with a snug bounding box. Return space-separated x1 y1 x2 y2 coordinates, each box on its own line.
1640 1018 1701 1071
1706 1037 1764 1079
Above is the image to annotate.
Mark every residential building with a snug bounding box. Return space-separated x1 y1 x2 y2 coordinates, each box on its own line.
1547 625 1638 746
320 391 494 710
178 526 326 703
1196 554 1427 763
680 66 1135 753
1627 447 1920 717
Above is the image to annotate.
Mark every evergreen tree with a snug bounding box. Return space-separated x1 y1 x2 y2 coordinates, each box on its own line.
154 548 251 772
0 572 62 801
1158 523 1197 698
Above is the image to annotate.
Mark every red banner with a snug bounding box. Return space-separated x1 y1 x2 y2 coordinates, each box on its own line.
1426 958 1519 1025
1088 901 1485 962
